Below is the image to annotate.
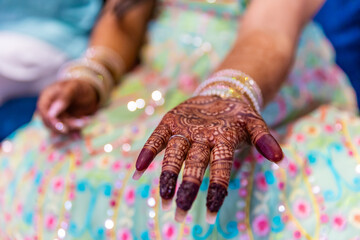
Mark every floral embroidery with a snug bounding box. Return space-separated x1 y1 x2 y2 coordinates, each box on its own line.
44 214 57 230
124 187 136 206
162 223 177 240
332 214 347 231
252 214 270 237
293 199 311 219
51 176 65 194
255 173 268 191
117 228 133 240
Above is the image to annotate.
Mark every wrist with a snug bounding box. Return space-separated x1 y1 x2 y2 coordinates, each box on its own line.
85 46 125 83
57 59 113 106
218 30 294 105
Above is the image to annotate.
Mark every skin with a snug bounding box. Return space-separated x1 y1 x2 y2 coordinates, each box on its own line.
38 0 325 223
134 0 326 223
37 0 155 134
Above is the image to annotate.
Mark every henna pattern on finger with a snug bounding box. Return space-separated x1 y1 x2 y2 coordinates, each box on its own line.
136 124 172 171
143 124 172 155
182 142 210 186
176 181 200 211
160 171 178 199
162 136 190 173
210 142 234 188
160 136 190 199
206 183 228 212
140 95 282 214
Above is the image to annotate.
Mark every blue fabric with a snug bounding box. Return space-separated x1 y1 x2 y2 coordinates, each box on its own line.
0 0 103 58
0 97 38 141
314 0 360 107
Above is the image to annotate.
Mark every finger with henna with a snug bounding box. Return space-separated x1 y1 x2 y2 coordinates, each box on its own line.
160 135 190 210
133 123 172 180
175 142 210 222
206 143 234 224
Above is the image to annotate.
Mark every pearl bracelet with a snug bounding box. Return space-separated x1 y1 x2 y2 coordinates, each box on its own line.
59 68 108 106
57 59 114 106
194 70 263 114
85 46 125 83
213 69 263 107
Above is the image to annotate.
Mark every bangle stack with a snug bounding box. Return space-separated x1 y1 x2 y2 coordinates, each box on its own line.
57 46 125 106
194 69 263 114
85 46 125 83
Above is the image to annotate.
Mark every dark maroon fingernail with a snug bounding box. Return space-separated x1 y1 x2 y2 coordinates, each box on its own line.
160 171 178 199
255 134 283 163
206 183 228 212
176 181 200 211
136 148 155 171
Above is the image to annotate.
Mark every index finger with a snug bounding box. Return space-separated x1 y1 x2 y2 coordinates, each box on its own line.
133 123 172 180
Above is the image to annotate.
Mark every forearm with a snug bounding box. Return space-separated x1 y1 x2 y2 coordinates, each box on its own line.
216 0 325 106
89 0 154 74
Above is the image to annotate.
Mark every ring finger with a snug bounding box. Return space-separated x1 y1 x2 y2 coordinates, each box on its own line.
159 135 191 210
175 141 211 222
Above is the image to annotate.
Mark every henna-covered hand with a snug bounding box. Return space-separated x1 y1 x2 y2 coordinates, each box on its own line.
133 95 284 223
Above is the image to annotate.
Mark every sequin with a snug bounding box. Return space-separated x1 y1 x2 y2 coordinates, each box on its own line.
278 205 285 212
104 144 113 153
57 228 66 238
149 210 156 218
147 197 156 207
127 101 137 112
122 143 131 152
105 219 114 229
145 106 155 115
356 164 360 174
151 90 162 101
136 98 146 109
64 201 72 210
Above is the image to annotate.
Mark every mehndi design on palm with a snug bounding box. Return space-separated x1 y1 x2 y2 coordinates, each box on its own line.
133 95 283 223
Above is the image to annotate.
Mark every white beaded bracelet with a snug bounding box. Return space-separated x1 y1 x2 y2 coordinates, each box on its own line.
85 46 125 83
59 68 108 106
213 69 263 107
57 59 114 106
194 70 263 115
195 76 261 114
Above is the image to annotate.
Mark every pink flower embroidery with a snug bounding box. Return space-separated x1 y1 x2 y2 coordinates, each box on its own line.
117 229 133 240
355 136 360 146
252 214 270 237
295 134 305 142
255 153 265 164
324 125 334 133
47 152 56 162
112 161 122 172
45 214 57 230
148 161 156 171
320 214 329 223
255 173 268 192
183 226 190 235
16 204 23 214
333 214 346 231
293 230 301 239
162 223 177 240
125 187 135 206
293 199 311 219
288 162 298 177
52 176 65 194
